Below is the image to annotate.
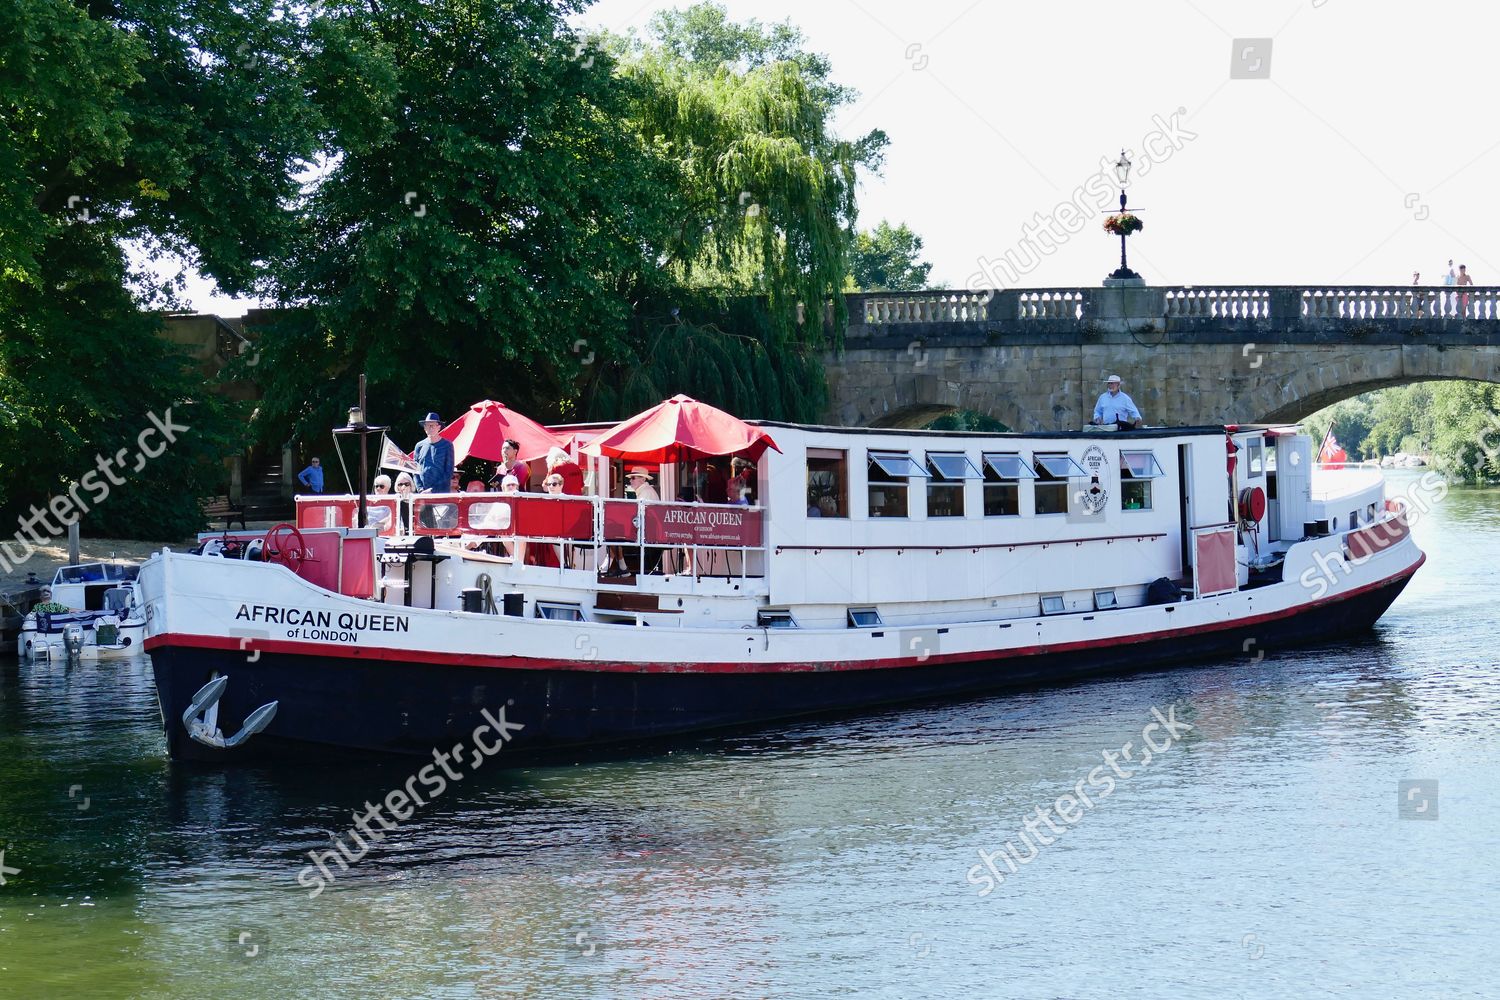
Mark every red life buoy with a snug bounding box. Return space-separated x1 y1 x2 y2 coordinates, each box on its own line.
1238 486 1267 522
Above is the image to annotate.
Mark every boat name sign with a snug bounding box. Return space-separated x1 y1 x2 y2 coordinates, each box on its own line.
644 505 761 546
235 603 411 636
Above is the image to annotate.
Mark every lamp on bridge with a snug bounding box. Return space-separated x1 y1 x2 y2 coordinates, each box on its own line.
1104 149 1144 285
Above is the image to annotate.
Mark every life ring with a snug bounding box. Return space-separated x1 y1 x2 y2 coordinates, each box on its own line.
1238 485 1267 523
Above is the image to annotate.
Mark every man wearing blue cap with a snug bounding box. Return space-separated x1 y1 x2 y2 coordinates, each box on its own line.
413 412 454 493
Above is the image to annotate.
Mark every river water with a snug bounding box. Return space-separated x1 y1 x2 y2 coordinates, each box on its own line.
2 472 1496 999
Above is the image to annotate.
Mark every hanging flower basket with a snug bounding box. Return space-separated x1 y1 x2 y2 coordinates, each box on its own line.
1103 213 1144 237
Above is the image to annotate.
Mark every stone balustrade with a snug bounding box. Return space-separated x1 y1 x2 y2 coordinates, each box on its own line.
844 285 1500 337
861 290 993 325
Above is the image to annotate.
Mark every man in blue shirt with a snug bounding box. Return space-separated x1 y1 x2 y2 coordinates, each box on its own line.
296 457 324 494
1091 375 1142 428
413 412 454 493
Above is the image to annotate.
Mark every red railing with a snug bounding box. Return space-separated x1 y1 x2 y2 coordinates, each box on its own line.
296 494 766 576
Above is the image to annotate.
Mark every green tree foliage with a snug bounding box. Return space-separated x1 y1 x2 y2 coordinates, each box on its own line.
585 295 827 423
4 0 880 540
1303 381 1500 483
1427 381 1500 483
0 0 301 538
847 221 932 291
615 3 885 347
255 0 675 444
568 2 884 422
1362 382 1435 459
925 409 1009 433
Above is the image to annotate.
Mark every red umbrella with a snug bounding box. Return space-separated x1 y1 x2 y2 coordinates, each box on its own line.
584 394 780 463
440 400 568 464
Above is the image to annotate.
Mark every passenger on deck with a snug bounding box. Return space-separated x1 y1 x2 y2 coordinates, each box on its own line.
394 473 415 533
496 475 523 561
464 479 487 493
413 413 455 493
490 439 531 491
1090 375 1141 429
703 461 730 504
626 467 658 502
546 447 585 495
367 475 394 530
526 473 566 568
732 457 756 504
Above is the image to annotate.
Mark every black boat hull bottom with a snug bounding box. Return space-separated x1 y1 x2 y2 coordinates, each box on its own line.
148 570 1413 763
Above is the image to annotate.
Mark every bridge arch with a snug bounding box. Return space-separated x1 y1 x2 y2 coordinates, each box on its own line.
1245 350 1500 425
830 370 1039 432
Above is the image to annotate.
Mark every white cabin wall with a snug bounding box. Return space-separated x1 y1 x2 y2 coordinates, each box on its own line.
762 427 1209 613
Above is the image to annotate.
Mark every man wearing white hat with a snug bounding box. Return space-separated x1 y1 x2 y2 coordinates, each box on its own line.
1091 375 1141 429
624 466 658 502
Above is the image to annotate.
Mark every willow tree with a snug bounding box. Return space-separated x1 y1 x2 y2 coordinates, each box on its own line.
629 4 885 341
583 2 886 420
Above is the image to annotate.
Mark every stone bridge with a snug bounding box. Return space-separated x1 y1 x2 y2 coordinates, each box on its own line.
823 285 1500 430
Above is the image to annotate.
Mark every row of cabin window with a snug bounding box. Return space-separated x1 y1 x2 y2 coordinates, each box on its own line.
806 448 1165 519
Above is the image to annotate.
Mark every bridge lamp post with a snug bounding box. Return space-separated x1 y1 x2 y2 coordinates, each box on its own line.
1108 150 1141 282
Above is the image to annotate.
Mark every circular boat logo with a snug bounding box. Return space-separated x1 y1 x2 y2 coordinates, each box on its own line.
1078 445 1110 515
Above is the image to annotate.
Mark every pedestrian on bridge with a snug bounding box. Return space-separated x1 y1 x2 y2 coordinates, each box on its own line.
1457 264 1474 317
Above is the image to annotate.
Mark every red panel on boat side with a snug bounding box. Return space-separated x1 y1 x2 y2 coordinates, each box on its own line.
1195 528 1237 595
339 536 376 598
1348 512 1410 561
296 531 344 592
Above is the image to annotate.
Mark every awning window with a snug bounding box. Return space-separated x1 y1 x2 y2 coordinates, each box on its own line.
869 451 929 478
1034 454 1088 479
1121 451 1166 479
927 453 983 480
983 453 1038 480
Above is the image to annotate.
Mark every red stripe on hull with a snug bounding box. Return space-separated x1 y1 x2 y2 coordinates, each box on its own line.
143 555 1423 675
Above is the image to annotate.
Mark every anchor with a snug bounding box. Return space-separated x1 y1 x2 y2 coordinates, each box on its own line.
181 675 279 749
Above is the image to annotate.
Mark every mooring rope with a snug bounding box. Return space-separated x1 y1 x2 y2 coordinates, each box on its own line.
475 573 497 614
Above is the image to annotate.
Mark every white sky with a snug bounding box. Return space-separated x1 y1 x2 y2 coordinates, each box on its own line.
176 0 1500 313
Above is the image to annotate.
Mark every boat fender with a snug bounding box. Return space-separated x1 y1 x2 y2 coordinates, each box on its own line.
1145 577 1181 605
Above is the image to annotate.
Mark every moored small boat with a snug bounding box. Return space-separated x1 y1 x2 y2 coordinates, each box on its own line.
21 561 146 661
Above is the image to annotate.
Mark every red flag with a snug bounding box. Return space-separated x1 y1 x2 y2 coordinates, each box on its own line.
1318 428 1347 469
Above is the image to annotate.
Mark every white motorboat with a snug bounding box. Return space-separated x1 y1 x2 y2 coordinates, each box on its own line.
21 561 146 661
